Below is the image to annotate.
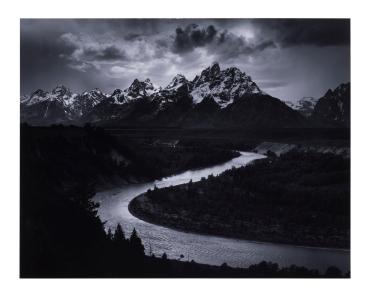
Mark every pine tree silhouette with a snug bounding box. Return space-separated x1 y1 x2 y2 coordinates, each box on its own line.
129 228 145 256
113 224 125 242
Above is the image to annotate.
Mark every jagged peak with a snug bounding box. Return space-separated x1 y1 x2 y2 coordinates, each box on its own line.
324 88 333 97
198 62 221 79
335 82 350 92
210 62 220 74
223 66 245 76
173 73 186 80
190 63 264 107
163 74 189 92
129 78 153 88
31 89 48 97
124 78 158 99
166 74 188 85
323 82 349 98
81 88 104 98
111 88 124 95
52 85 72 96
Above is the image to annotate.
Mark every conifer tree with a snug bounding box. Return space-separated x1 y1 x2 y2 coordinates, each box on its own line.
129 228 145 256
114 224 125 242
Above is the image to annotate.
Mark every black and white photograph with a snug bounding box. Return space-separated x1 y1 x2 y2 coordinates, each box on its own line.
18 17 351 278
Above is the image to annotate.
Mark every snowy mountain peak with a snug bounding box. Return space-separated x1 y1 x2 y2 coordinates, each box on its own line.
110 89 127 104
194 62 221 87
91 88 103 95
26 89 49 105
20 94 29 104
124 78 158 100
210 62 221 75
165 74 189 91
32 89 48 97
190 63 264 107
112 88 123 96
80 88 106 103
49 85 78 107
51 85 70 96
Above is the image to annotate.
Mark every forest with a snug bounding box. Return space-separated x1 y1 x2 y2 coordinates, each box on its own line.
130 149 350 248
20 125 348 277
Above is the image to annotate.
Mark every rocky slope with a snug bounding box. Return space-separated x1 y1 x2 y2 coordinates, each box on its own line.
311 83 350 127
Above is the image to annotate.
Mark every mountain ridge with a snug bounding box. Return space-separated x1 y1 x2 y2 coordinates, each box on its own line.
20 63 349 128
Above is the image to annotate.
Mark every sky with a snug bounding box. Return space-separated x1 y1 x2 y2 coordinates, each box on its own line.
20 19 350 102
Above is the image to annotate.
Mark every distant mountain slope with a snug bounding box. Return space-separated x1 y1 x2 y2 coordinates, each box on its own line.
311 83 350 127
216 94 307 128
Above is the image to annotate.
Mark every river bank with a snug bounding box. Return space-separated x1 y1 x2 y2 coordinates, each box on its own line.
129 193 349 250
128 150 350 249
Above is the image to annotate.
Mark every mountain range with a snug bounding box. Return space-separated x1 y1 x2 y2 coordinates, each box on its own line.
20 63 350 128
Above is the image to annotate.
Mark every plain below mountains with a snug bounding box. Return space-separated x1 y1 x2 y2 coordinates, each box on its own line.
20 63 350 128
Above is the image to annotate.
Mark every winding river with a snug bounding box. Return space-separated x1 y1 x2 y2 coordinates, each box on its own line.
93 152 350 273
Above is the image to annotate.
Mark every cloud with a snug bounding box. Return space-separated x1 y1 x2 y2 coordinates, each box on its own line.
124 33 143 41
59 33 126 71
255 19 350 47
84 45 125 61
172 24 276 61
173 24 217 53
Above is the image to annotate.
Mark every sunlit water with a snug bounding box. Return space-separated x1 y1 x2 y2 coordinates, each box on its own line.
94 152 350 272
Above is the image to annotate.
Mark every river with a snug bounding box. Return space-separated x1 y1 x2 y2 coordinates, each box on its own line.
93 151 350 273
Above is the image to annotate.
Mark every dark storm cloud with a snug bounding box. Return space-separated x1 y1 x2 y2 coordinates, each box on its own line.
172 23 276 59
84 45 126 61
173 24 217 53
255 19 350 47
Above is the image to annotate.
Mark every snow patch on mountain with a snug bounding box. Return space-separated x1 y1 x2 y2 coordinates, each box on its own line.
284 97 318 117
